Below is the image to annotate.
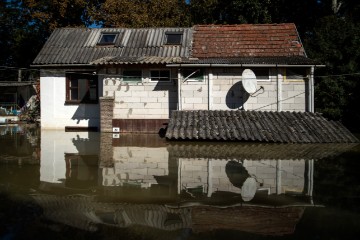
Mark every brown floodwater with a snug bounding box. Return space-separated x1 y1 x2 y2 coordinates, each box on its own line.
1 124 360 240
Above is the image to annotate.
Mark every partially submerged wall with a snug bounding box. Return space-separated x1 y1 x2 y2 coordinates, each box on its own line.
40 69 100 130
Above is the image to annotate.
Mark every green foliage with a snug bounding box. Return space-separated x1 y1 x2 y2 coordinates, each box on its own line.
89 0 191 27
0 0 94 67
190 0 272 24
305 15 360 130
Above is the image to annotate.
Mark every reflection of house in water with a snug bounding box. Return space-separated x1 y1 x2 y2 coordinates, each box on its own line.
101 135 353 203
36 132 356 236
39 130 99 189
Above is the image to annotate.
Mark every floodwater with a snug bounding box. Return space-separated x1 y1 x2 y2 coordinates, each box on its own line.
1 125 360 240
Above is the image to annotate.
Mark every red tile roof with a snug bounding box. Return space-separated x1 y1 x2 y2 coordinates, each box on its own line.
192 24 306 58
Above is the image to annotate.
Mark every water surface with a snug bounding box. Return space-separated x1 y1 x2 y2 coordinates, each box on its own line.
1 125 360 239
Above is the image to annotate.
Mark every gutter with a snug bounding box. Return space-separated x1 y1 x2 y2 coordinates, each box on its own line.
30 64 94 68
167 63 326 68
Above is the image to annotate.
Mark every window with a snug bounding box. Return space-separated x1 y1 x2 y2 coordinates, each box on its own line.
66 73 98 104
182 68 204 82
165 32 183 45
123 69 142 83
150 70 171 82
285 68 307 81
252 68 270 81
98 33 118 45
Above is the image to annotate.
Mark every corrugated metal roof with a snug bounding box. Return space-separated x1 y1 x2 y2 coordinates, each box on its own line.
33 24 318 66
167 142 357 160
32 27 193 65
165 110 359 143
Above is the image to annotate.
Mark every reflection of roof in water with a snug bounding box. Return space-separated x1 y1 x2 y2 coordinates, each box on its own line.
31 194 308 236
191 206 305 236
167 142 358 160
31 194 191 231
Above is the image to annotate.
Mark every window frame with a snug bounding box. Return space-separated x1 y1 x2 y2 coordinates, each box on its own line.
97 33 118 46
122 69 143 83
165 32 183 45
149 69 171 82
65 72 98 105
252 68 270 82
285 67 307 82
181 68 205 82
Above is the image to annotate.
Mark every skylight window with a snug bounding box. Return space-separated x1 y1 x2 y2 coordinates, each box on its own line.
165 32 183 45
98 33 118 45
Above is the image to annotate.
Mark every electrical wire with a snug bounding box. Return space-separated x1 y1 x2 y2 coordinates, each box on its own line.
2 65 360 80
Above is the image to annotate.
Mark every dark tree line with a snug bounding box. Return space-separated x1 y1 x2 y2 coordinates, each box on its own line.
1 0 359 130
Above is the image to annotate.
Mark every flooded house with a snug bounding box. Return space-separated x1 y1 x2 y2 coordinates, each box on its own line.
18 130 355 236
32 24 325 134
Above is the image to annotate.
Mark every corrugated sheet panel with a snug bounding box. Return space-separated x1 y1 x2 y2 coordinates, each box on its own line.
33 27 192 65
165 110 359 143
167 142 357 160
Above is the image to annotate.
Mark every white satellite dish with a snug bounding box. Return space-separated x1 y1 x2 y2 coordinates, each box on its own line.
242 69 258 94
241 177 257 202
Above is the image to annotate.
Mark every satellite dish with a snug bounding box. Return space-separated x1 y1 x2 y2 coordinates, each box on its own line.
241 177 257 202
242 69 258 94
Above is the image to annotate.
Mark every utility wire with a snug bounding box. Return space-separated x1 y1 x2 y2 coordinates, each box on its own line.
2 65 360 79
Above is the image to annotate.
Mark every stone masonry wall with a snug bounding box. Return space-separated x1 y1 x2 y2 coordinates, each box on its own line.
180 79 208 110
211 67 307 112
101 68 177 120
99 66 308 127
99 96 114 132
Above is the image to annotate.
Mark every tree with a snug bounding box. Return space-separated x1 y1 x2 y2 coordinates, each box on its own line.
305 15 360 130
0 0 45 67
89 0 190 28
190 0 272 24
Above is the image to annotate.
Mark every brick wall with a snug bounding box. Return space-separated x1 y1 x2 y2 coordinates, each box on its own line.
99 96 114 132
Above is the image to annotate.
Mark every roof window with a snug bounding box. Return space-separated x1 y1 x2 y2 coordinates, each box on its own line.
165 32 183 45
98 33 118 45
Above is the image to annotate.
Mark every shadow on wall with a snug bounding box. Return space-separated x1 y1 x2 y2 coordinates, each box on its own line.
153 81 178 137
226 81 250 109
71 103 100 129
153 81 178 117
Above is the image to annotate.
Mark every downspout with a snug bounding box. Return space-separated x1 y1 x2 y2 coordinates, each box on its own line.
276 66 282 111
309 66 315 112
208 69 213 110
177 69 182 110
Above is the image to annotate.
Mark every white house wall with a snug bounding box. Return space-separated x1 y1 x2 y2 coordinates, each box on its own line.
101 68 178 119
102 66 307 122
40 130 99 183
40 69 101 129
211 67 306 112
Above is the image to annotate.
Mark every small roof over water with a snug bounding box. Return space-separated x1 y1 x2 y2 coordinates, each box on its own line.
167 142 358 160
165 110 359 143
